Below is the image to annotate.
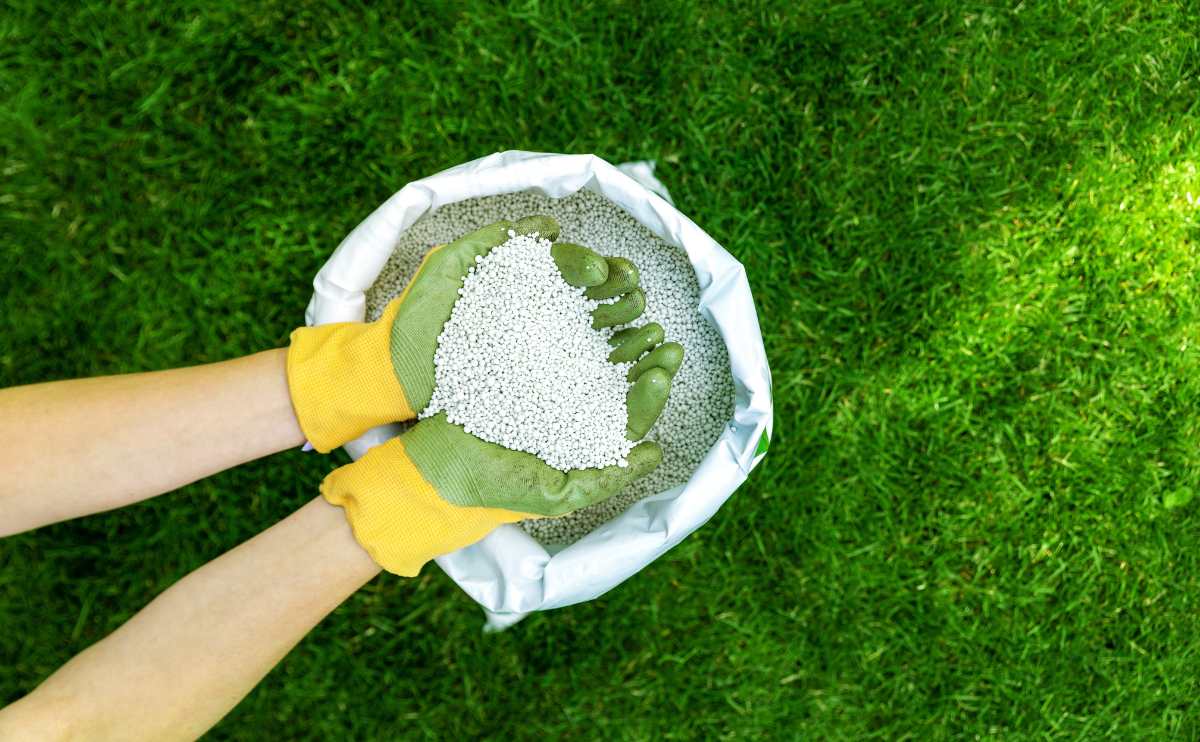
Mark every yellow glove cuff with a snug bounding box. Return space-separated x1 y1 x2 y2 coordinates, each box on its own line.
287 300 414 453
320 438 533 577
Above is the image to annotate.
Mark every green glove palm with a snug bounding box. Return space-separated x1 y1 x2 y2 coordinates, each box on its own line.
402 412 663 515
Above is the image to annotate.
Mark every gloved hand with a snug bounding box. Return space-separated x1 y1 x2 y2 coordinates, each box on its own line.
322 414 665 576
317 217 688 575
286 216 654 452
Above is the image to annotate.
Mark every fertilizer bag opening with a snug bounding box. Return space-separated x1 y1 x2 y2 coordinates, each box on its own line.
304 151 772 621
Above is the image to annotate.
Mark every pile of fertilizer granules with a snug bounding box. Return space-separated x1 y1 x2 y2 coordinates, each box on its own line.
365 190 734 545
421 229 635 472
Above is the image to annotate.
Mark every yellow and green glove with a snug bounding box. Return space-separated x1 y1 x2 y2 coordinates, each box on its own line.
321 414 666 575
286 216 655 452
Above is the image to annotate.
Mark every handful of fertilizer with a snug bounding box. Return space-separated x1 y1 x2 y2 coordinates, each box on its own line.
367 192 732 544
420 225 679 473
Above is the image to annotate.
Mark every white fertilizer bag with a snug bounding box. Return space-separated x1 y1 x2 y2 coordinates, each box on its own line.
305 151 772 630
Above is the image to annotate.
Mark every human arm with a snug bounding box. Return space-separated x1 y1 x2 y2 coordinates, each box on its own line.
0 349 305 537
0 496 379 742
0 415 663 740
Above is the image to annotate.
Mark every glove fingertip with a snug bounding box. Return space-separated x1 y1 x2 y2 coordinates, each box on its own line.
514 215 560 241
627 440 663 476
552 242 609 287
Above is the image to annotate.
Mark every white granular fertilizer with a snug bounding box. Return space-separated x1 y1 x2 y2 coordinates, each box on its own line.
366 190 734 545
422 231 635 471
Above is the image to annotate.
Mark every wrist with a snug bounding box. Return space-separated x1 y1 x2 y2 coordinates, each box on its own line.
286 313 415 452
320 434 523 576
0 686 79 742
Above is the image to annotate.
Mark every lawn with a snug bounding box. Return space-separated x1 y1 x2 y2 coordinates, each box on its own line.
3 0 1200 738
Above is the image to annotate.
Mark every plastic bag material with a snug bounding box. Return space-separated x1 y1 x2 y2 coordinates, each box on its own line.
305 151 772 630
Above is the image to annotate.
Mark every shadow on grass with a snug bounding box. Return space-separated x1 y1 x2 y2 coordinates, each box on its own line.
753 7 1200 735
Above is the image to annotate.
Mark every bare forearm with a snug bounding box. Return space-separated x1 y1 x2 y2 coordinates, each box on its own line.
0 497 381 742
0 349 305 536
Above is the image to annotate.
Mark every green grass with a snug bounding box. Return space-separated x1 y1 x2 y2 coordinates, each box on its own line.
3 0 1200 738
